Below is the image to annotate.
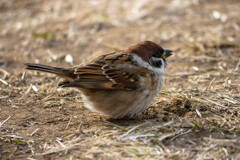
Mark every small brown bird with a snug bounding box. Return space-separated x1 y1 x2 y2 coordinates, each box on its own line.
25 41 172 118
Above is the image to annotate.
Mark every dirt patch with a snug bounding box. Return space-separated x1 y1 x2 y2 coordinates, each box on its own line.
0 0 240 159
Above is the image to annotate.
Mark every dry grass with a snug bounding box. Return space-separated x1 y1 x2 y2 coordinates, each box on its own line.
0 0 240 159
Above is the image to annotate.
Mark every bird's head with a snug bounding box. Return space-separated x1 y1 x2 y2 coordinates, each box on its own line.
126 41 173 70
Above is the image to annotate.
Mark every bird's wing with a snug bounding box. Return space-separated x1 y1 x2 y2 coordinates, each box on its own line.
60 51 146 90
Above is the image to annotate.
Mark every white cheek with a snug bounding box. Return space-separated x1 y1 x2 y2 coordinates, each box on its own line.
132 55 152 69
132 55 165 75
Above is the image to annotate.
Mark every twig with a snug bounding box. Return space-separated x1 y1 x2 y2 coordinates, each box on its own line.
195 109 202 118
42 95 53 102
19 84 33 99
78 121 84 134
205 99 227 108
119 123 146 138
0 116 11 128
216 93 239 104
0 78 9 86
40 137 82 156
193 97 228 109
163 121 174 126
0 68 10 79
203 137 238 143
21 71 26 80
56 139 66 148
3 135 24 139
27 158 37 160
30 128 40 136
204 78 215 91
27 141 35 154
41 144 78 155
221 97 238 104
66 115 72 129
158 133 175 141
129 134 156 141
171 129 193 141
0 95 9 99
170 72 195 77
105 121 128 131
234 59 240 71
191 97 206 103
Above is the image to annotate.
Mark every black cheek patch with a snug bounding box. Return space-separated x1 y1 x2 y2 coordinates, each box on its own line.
149 58 163 68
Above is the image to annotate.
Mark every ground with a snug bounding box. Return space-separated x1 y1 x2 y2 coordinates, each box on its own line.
0 0 240 159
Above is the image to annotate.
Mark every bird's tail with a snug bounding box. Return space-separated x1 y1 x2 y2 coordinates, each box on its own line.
24 63 76 79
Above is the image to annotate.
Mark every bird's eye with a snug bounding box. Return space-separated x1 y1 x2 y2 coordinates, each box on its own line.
152 51 164 58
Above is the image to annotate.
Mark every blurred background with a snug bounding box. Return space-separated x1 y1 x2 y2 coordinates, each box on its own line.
1 0 239 70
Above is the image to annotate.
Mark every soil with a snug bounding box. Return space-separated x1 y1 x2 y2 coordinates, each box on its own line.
0 0 240 159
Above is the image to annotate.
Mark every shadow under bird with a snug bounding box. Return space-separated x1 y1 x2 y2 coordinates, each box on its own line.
25 41 173 118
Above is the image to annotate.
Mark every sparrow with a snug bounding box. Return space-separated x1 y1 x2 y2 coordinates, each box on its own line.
25 41 172 118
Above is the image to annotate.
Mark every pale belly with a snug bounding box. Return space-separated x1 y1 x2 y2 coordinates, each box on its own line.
79 75 164 118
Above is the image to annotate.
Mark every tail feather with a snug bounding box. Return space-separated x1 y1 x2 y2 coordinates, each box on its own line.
24 63 76 79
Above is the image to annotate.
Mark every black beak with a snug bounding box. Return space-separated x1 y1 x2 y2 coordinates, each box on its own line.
164 49 173 58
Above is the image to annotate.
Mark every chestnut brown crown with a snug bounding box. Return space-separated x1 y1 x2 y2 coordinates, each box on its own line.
126 41 165 62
